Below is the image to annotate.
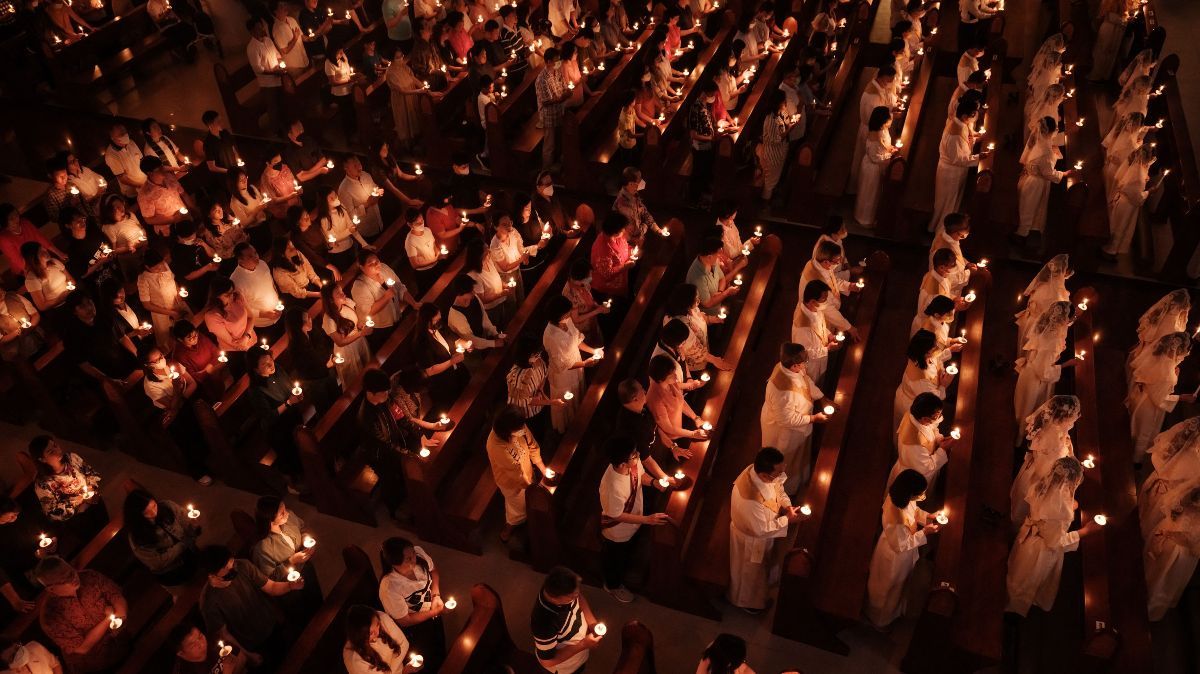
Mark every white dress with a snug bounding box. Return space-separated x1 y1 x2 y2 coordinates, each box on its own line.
760 364 823 492
1017 145 1065 237
1139 437 1200 538
323 300 372 386
1015 282 1069 352
853 130 892 226
849 80 896 191
1106 164 1148 255
1013 329 1065 436
543 320 585 432
865 500 928 627
790 303 831 384
1127 363 1181 462
1011 427 1073 525
1144 514 1200 621
929 119 977 233
893 361 944 431
1006 484 1080 616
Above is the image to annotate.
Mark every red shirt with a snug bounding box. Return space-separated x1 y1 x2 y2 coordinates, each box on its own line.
425 206 460 254
173 332 219 382
590 232 630 296
0 220 55 275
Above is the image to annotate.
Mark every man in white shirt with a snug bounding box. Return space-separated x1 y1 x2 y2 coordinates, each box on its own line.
760 343 830 492
849 66 898 192
956 43 987 89
229 243 283 329
598 437 670 603
338 155 384 238
728 447 802 612
351 250 416 330
800 241 858 336
104 124 146 198
272 1 310 70
791 280 841 384
548 0 577 38
246 18 285 129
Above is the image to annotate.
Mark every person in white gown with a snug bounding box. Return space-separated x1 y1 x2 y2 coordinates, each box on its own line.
1023 84 1065 140
849 67 898 192
543 296 601 433
1015 117 1073 241
342 605 413 674
1138 417 1200 538
928 213 976 297
760 342 831 492
894 330 953 431
889 392 952 492
1118 50 1156 98
728 447 801 612
1144 480 1200 621
1028 35 1064 102
1014 302 1078 437
956 44 985 89
865 469 937 628
929 99 986 233
792 280 841 384
1006 456 1096 616
1102 144 1158 258
1108 77 1151 137
1011 395 1080 525
914 295 964 366
853 106 899 227
1128 289 1190 382
911 249 969 335
1088 0 1137 82
1102 111 1147 195
1127 332 1196 463
801 241 860 337
1016 255 1071 351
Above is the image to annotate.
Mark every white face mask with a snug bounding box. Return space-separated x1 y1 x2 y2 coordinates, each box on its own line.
637 178 646 191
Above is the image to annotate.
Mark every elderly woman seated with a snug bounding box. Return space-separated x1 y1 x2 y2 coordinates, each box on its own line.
34 556 129 673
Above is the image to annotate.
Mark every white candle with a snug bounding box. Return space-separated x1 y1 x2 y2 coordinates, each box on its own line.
260 338 269 350
186 503 201 519
275 301 285 312
38 532 53 549
591 349 603 361
409 653 424 669
733 275 743 287
571 219 580 230
946 363 959 375
169 365 180 380
419 447 431 458
978 258 988 268
439 414 450 426
700 372 711 382
365 316 375 328
592 623 607 637
109 614 123 630
544 468 556 479
658 477 670 488
562 391 574 401
674 469 685 480
217 351 228 363
718 307 727 320
218 640 233 658
444 597 457 610
325 159 335 169
414 164 423 175
303 534 316 548
754 225 763 237
286 567 301 582
1082 455 1095 469
799 504 812 516
386 277 396 287
1076 350 1086 361
236 158 245 167
1093 514 1107 526
65 281 76 291
1077 298 1089 311
1074 160 1084 170
70 185 80 195
741 246 751 257
822 405 835 415
701 420 713 431
835 332 846 342
935 510 949 525
334 352 345 364
856 278 865 289
439 244 449 256
327 233 337 243
291 382 303 396
950 427 962 440
352 215 360 226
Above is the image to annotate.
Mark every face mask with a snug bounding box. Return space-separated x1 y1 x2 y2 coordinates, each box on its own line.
539 185 554 197
271 161 283 170
8 644 29 668
637 179 646 191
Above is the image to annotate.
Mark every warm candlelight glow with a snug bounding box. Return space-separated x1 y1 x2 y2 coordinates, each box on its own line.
856 278 865 289
978 258 988 268
935 510 949 525
965 290 977 303
950 427 962 440
444 597 457 610
700 372 711 382
217 351 228 363
260 338 269 350
562 391 574 401
1093 514 1107 526
1074 160 1084 170
544 468 557 479
286 566 301 582
592 622 607 637
701 420 713 431
800 504 812 516
38 532 53 549
303 534 316 548
291 382 303 396
365 316 375 328
408 653 424 668
658 477 671 488
822 405 835 415
419 447 431 458
108 614 123 630
733 275 743 287
946 363 959 375
1082 455 1095 469
674 469 686 480
835 332 846 342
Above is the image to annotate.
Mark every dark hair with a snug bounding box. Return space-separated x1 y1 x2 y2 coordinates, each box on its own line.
600 211 629 236
205 277 237 317
888 469 928 508
780 342 807 368
701 633 748 674
868 105 891 131
201 110 220 126
542 566 579 597
906 329 937 368
606 436 638 468
803 280 831 304
568 258 592 282
698 236 723 257
345 605 400 672
514 333 545 365
924 295 956 317
814 240 841 262
253 495 284 541
364 368 390 394
943 212 969 233
931 248 956 270
617 378 643 404
753 447 785 475
321 284 355 336
910 391 943 419
647 354 677 382
123 489 178 547
452 274 476 297
954 98 979 120
492 405 527 440
380 536 431 574
199 544 233 574
660 319 690 348
547 295 574 324
0 496 19 516
666 283 700 316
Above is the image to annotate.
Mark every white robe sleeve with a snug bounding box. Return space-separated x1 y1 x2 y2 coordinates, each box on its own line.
898 439 948 474
884 522 928 553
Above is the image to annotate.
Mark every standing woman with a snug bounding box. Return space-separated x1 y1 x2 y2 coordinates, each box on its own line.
1128 332 1196 463
490 213 546 305
664 283 729 374
853 106 897 227
386 45 437 153
123 488 201 586
404 208 442 295
893 329 951 431
562 259 607 346
1108 77 1152 137
414 304 469 410
1014 116 1071 242
1015 254 1071 350
1138 417 1200 538
98 195 148 280
1006 456 1095 616
378 537 447 670
1118 49 1156 97
283 307 340 410
465 238 513 326
370 141 425 209
318 186 370 271
1012 395 1080 525
1013 302 1078 432
289 205 340 283
227 168 270 232
140 344 212 484
1102 145 1158 260
1129 290 1190 378
1102 112 1146 194
865 469 936 629
485 406 549 542
1088 0 1137 82
543 296 601 433
1144 481 1200 621
758 91 795 201
321 284 372 387
251 496 321 613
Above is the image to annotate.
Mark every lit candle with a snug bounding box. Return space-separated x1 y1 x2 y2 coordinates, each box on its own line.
169 365 180 380
352 215 361 226
1077 298 1089 311
964 290 977 303
700 372 711 382
291 382 303 396
598 62 606 71
603 298 613 308
439 244 449 256
38 532 54 549
591 348 603 361
386 277 396 287
935 510 949 525
856 278 865 289
327 233 337 243
1076 350 1086 361
1093 514 1107 526
658 477 670 488
1076 117 1085 127
179 287 189 298
444 597 457 610
414 164 423 175
303 534 316 548
835 332 845 342
217 640 233 658
754 225 763 237
418 447 431 458
950 427 962 440
69 185 80 195
18 317 31 329
260 338 270 350
894 140 904 149
717 307 728 320
1082 454 1095 469
109 614 123 630
275 300 285 312
65 281 76 291
987 141 996 150
231 217 240 226
674 469 686 480
946 363 959 376
365 316 375 328
460 211 469 223
799 504 812 516
334 352 345 364
701 420 713 431
217 351 228 363
287 566 301 582
544 468 557 479
978 258 988 268
741 246 751 257
567 81 576 90
630 246 640 261
562 391 574 401
506 278 517 288
592 623 608 637
1074 160 1084 170
439 414 450 426
236 158 245 167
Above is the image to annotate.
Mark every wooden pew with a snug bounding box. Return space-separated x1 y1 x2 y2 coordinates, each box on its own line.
41 7 171 105
640 10 737 203
276 546 379 674
782 0 876 221
965 42 1006 253
99 377 188 473
899 268 998 673
1055 3 1109 244
402 206 597 552
708 17 802 204
483 62 545 179
525 219 687 572
762 250 887 650
1146 55 1200 279
417 74 474 169
641 235 782 618
441 583 543 673
613 621 657 674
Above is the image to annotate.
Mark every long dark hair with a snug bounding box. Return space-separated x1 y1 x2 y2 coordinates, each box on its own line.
320 284 355 336
253 495 283 541
123 488 178 547
205 277 238 318
345 605 400 672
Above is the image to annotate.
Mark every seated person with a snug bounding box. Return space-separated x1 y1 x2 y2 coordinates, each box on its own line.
0 639 62 674
60 292 140 387
198 545 305 668
171 622 249 674
35 556 129 673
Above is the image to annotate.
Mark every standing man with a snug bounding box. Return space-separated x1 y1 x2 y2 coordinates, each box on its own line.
530 567 601 674
598 436 670 602
728 447 801 613
535 49 571 169
686 236 740 317
246 18 285 133
104 124 146 198
613 167 664 242
760 342 829 491
229 243 284 333
929 99 987 233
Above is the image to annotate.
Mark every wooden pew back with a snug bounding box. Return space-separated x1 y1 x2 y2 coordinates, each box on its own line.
441 583 543 674
277 546 378 674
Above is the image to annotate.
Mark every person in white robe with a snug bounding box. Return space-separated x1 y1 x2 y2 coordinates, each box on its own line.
801 242 859 338
929 100 985 233
1013 302 1077 443
947 71 986 120
1028 34 1066 94
1006 456 1094 616
760 343 830 492
928 214 976 297
1138 417 1200 538
853 106 898 227
1015 255 1071 351
1102 112 1147 195
1015 117 1072 241
893 330 952 431
1118 49 1156 98
811 216 861 284
911 249 969 335
543 296 601 433
1144 480 1200 621
1128 332 1196 463
792 281 842 385
1012 396 1080 525
889 392 951 491
1024 84 1065 140
1027 49 1063 107
1108 77 1151 137
1088 0 1137 82
1128 289 1190 383
915 295 963 366
1102 145 1158 258
728 447 801 612
866 469 937 628
956 45 985 89
849 67 898 193
271 4 310 71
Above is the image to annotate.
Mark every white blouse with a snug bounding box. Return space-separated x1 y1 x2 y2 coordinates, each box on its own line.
24 259 72 306
342 611 410 674
102 216 147 250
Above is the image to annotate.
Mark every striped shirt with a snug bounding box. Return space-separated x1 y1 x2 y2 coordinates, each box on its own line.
531 593 588 672
507 357 549 418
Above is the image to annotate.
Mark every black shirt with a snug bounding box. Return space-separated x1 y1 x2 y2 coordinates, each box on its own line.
63 316 137 378
170 240 209 284
63 230 115 282
449 171 484 210
288 329 335 381
202 130 240 171
614 404 656 460
283 134 324 179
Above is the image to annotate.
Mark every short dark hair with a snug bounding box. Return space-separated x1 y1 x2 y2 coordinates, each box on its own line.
906 329 937 367
492 405 527 439
753 447 785 475
568 258 591 281
547 295 574 323
910 391 943 419
542 566 579 597
172 320 198 340
600 211 629 236
617 378 643 404
201 110 220 125
698 236 723 257
943 213 969 233
924 295 956 317
605 436 638 469
647 354 677 382
363 368 390 394
888 469 928 508
199 545 233 574
932 248 956 269
802 280 831 304
453 274 476 296
814 240 842 262
780 342 807 368
660 319 690 348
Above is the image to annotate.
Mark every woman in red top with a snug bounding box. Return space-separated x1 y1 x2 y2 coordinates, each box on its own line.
590 211 635 299
423 189 477 257
0 204 65 275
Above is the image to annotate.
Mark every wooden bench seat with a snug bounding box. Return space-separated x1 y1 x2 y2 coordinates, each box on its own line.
276 546 378 674
441 583 543 673
614 621 657 674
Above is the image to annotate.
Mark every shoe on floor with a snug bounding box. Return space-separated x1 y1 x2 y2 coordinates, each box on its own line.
605 585 635 603
197 475 213 486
